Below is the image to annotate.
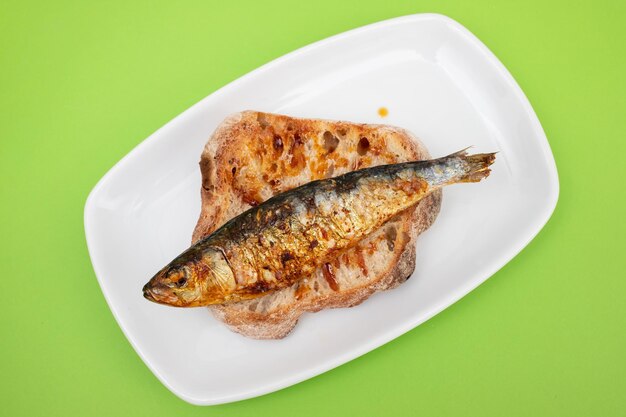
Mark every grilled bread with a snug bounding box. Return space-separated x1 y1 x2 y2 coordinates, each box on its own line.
192 111 441 339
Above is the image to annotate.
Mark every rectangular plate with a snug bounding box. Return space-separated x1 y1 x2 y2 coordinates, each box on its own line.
84 13 558 405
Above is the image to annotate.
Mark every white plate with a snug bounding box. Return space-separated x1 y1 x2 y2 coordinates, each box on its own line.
84 13 558 405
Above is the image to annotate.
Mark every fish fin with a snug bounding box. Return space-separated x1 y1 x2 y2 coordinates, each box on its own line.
447 146 473 157
457 151 497 183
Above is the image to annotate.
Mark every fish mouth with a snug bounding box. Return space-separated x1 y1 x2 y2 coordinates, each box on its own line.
142 283 157 302
142 282 179 305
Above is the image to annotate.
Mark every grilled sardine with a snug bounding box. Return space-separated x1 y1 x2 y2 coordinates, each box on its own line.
143 149 495 306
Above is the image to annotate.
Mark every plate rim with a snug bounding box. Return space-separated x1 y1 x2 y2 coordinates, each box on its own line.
84 12 559 405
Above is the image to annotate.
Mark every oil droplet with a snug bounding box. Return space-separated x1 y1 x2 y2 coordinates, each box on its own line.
377 107 389 118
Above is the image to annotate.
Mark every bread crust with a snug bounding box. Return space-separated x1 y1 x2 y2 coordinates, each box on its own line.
193 111 441 339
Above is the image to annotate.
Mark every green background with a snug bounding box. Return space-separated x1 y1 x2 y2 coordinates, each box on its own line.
1 0 624 415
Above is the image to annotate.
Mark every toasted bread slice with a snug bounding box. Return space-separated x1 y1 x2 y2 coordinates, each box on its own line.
192 111 441 339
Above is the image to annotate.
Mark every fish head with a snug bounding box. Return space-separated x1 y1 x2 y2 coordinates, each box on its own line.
143 246 235 307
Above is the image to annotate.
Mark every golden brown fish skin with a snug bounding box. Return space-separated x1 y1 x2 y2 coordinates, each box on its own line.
143 150 495 307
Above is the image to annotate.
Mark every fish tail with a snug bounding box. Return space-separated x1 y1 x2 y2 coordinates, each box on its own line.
449 149 497 183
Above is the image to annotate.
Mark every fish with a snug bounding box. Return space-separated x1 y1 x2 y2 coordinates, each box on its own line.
143 149 496 307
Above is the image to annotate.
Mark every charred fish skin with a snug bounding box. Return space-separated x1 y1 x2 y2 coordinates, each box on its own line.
213 150 494 288
143 150 495 306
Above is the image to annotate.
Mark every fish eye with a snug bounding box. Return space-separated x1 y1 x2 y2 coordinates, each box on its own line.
176 277 187 287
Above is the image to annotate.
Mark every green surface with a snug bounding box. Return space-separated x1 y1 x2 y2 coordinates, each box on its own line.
1 0 624 415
